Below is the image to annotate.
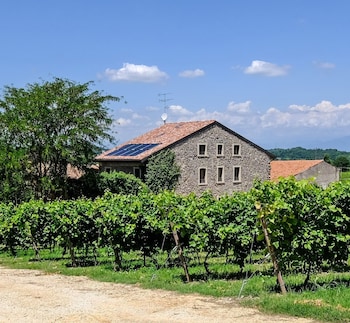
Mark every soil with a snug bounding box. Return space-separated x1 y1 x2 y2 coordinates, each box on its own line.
0 266 317 323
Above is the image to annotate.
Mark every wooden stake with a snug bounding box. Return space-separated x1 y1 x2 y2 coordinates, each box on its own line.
170 222 191 283
261 217 287 294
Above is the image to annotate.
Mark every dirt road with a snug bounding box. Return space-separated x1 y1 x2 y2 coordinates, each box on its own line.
0 266 316 322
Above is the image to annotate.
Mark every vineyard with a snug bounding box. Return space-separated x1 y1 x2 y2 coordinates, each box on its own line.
1 177 350 290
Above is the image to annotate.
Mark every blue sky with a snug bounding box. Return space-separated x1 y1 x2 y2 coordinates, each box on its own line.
2 1 350 150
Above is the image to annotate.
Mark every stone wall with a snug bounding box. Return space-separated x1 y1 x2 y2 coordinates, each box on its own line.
295 161 340 188
170 123 272 195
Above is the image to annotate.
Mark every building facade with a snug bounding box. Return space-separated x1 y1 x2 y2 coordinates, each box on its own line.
95 120 274 195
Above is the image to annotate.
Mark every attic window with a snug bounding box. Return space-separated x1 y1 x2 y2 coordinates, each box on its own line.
107 143 159 157
198 144 207 157
217 144 224 156
233 144 241 156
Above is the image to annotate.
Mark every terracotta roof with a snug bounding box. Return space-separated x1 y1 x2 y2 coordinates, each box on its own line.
67 164 99 179
96 119 274 162
270 159 323 180
95 120 217 162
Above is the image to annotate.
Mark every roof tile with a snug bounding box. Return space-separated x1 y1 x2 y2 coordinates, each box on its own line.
96 120 216 161
270 160 323 180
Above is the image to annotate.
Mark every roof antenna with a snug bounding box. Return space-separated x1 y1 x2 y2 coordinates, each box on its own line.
158 93 172 124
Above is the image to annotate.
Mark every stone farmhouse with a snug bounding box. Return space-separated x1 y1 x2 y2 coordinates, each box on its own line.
95 120 274 195
270 159 340 188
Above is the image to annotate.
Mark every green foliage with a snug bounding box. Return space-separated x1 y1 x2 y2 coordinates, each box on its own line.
252 177 350 283
67 169 101 199
144 149 180 193
2 178 350 323
97 171 150 196
269 146 350 164
333 155 350 168
0 77 120 202
340 171 350 182
94 192 142 270
0 141 34 203
1 178 350 282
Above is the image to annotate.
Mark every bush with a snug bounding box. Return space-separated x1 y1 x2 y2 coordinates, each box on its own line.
97 171 150 195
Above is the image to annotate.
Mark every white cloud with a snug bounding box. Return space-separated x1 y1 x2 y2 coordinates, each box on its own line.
168 105 193 116
161 100 350 131
260 107 292 127
227 101 251 113
103 63 168 83
145 106 160 112
120 108 133 113
114 100 350 150
244 60 290 77
260 101 350 128
132 112 148 120
117 108 149 120
179 69 205 78
115 118 131 126
313 61 335 69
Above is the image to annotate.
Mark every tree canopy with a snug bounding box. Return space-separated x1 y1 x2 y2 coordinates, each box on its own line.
0 77 120 202
269 147 350 165
333 155 350 169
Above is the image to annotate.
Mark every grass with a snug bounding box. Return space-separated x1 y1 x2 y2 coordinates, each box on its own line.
1 248 350 322
340 171 350 182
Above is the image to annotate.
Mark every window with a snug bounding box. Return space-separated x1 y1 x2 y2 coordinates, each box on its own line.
199 167 207 185
233 144 241 156
217 166 224 183
104 167 111 173
216 144 224 156
233 166 241 183
198 143 207 157
133 167 142 178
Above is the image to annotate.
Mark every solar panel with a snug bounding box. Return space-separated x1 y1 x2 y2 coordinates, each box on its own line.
107 143 159 156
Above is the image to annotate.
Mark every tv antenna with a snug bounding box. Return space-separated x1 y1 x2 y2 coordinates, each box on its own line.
158 93 172 124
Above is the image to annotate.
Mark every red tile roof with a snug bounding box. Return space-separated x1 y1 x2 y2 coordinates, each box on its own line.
95 120 216 161
270 159 323 180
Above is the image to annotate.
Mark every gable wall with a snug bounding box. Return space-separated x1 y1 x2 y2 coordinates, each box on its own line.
295 161 340 188
170 123 272 195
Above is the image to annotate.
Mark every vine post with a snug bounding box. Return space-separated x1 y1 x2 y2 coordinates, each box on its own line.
256 203 287 295
170 222 191 283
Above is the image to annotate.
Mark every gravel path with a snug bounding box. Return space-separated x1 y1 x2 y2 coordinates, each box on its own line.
0 267 317 322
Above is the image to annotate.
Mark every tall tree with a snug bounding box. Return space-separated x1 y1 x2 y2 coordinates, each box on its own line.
333 156 350 169
0 77 120 201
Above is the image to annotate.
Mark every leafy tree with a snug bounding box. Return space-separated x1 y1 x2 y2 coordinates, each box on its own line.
269 147 350 163
324 154 332 164
333 156 350 169
144 149 180 194
0 139 34 203
0 77 120 201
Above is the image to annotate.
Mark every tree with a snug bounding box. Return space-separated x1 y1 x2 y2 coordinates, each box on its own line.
144 149 180 193
333 156 350 169
324 154 332 164
0 77 120 201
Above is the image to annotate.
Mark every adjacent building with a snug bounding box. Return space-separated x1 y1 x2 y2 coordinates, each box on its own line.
270 159 340 188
